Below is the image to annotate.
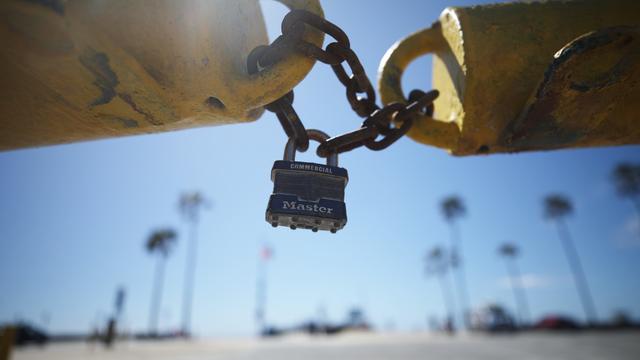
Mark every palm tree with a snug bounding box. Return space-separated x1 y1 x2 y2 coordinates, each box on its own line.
178 192 210 337
543 194 597 325
498 243 531 327
146 228 177 336
440 195 471 329
425 246 457 333
611 163 640 226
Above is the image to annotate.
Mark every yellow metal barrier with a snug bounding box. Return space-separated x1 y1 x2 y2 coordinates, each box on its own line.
379 0 640 155
0 0 323 150
0 326 15 360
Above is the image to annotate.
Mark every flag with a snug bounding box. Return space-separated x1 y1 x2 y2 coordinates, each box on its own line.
261 246 273 261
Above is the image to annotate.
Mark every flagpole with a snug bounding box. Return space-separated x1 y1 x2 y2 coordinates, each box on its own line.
255 245 272 336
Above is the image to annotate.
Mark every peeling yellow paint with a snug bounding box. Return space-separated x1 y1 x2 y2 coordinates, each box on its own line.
379 0 640 155
0 0 323 150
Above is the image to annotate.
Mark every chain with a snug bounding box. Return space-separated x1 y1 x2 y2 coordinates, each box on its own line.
247 9 439 158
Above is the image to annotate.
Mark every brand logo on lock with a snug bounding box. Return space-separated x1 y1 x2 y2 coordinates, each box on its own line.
289 163 333 174
271 161 348 180
282 201 334 214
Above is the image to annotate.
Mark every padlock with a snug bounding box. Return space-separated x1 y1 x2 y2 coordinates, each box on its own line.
266 130 348 233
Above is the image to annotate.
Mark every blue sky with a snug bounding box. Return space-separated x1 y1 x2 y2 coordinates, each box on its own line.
1 0 639 337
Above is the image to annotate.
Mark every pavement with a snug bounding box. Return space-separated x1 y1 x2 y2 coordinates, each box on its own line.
12 331 640 360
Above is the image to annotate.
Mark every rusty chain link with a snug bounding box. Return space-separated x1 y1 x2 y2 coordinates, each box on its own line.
246 9 439 158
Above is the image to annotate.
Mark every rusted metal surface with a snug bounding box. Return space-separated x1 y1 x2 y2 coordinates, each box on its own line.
0 326 16 360
379 0 640 155
502 26 640 152
248 45 310 152
0 0 323 150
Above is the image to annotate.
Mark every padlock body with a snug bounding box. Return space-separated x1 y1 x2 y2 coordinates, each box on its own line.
266 160 348 232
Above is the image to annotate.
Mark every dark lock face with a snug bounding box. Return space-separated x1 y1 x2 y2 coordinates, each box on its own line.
266 160 348 233
274 168 345 201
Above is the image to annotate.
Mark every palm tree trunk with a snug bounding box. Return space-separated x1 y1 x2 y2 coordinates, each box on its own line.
437 272 456 333
504 258 531 326
181 218 199 337
149 257 166 336
632 197 640 240
449 222 471 329
556 219 598 325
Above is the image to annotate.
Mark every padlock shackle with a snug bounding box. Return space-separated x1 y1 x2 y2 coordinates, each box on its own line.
284 129 338 166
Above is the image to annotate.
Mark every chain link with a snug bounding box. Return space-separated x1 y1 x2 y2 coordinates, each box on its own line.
247 10 439 158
